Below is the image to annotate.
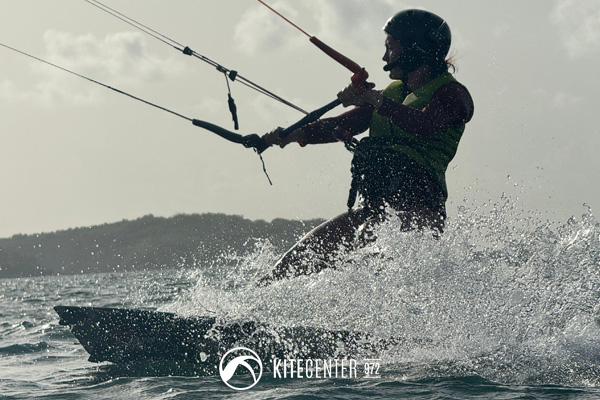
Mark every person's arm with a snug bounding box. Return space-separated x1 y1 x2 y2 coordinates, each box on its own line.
263 104 373 148
300 105 374 144
376 82 474 138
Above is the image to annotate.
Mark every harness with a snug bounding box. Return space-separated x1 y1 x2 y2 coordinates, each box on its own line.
347 136 430 210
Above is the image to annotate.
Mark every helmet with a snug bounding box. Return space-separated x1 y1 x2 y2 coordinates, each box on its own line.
383 9 451 72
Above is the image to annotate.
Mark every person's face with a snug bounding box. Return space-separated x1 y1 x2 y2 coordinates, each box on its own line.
383 34 404 79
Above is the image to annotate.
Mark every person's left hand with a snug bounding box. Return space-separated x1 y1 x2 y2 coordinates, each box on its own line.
337 83 382 107
262 126 305 148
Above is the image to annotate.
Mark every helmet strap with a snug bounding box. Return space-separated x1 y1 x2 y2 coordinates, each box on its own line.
401 71 410 99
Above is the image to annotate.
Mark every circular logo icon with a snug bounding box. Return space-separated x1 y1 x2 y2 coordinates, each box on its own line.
219 347 263 391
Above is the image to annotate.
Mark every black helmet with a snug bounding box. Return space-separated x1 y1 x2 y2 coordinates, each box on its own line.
383 9 451 72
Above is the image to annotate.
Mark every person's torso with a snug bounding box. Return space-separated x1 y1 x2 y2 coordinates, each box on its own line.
369 72 468 194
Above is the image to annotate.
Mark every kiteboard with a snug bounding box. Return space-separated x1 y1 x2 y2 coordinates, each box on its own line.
54 305 380 375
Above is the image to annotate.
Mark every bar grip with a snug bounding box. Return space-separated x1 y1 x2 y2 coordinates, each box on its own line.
309 36 363 73
192 119 270 154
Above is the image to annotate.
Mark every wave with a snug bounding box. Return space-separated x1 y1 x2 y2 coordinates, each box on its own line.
0 341 51 356
164 195 600 386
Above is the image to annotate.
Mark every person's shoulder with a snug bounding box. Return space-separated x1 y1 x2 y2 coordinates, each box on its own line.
437 80 474 121
438 80 471 98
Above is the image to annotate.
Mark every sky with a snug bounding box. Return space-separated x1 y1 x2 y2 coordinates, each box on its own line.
0 0 599 238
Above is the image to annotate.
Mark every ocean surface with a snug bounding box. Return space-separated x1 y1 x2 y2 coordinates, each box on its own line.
2 200 600 399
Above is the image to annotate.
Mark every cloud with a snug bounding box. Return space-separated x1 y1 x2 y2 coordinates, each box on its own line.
2 30 184 106
312 0 400 47
246 90 308 127
552 91 582 108
234 0 400 55
234 2 301 55
42 30 183 84
551 0 600 58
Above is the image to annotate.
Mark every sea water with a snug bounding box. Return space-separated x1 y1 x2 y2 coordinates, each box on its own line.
2 197 600 399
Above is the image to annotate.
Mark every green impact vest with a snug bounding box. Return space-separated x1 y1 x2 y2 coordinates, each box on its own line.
369 72 466 196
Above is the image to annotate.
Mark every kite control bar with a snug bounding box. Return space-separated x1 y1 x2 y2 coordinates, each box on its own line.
192 119 269 153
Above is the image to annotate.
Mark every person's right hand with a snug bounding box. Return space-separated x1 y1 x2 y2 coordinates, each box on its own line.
262 127 306 148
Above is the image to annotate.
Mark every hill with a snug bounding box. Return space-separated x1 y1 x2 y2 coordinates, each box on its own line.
0 214 324 278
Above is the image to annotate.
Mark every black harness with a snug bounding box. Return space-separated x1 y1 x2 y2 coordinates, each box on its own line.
347 136 416 210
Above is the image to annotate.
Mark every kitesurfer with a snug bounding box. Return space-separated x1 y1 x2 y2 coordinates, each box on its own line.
261 9 474 281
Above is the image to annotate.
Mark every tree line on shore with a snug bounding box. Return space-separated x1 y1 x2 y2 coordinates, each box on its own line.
0 213 324 278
